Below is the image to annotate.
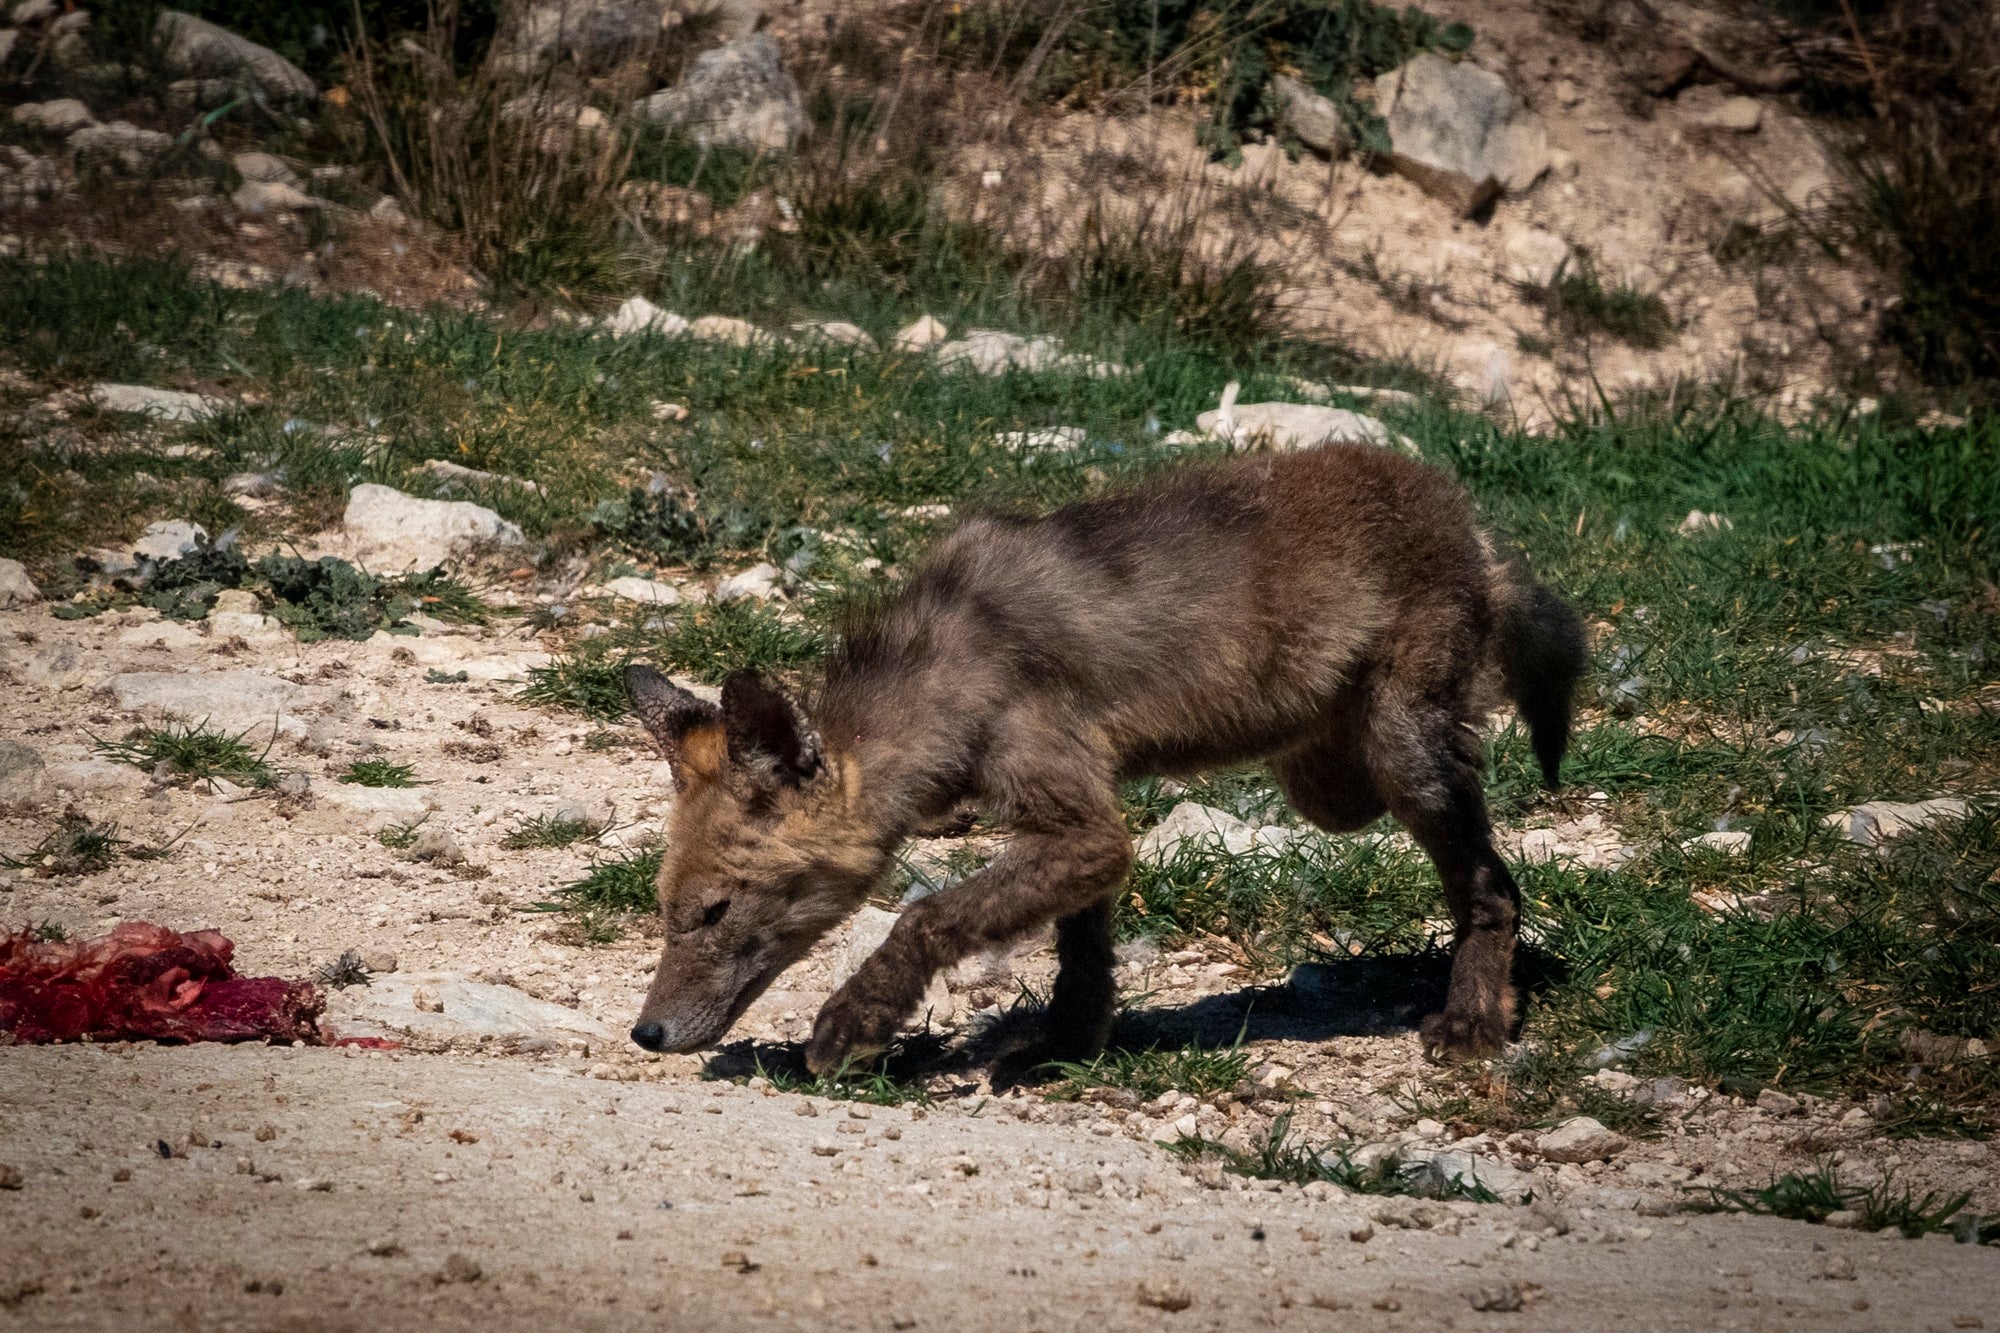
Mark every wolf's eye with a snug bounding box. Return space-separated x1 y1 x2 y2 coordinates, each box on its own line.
702 899 731 928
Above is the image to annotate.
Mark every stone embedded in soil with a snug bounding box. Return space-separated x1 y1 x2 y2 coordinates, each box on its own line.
603 576 683 606
0 739 51 813
1273 73 1348 158
791 320 877 352
107 667 303 736
1135 801 1292 864
323 973 619 1052
892 315 947 352
341 483 525 572
633 33 806 153
1194 401 1398 453
1376 52 1550 216
317 783 436 824
0 558 38 608
1397 1148 1538 1204
1684 829 1752 856
233 179 319 214
91 385 227 423
155 9 316 102
1823 797 1970 847
600 295 689 339
713 562 781 603
11 98 95 133
1536 1116 1628 1164
131 520 208 562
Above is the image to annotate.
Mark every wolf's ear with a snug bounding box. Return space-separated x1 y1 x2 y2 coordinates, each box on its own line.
624 664 726 789
720 669 822 789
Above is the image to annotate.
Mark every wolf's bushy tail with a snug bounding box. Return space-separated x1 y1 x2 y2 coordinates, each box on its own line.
1498 581 1588 789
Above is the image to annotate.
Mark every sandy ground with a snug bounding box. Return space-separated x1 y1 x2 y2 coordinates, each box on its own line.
6 1042 2000 1333
3 600 1999 1330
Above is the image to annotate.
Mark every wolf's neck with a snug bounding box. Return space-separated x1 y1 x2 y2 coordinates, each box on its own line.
813 598 1000 844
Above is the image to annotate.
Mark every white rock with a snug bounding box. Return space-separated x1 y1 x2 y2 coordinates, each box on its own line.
0 557 39 607
11 98 95 133
714 562 780 602
1377 52 1549 216
1676 509 1733 536
892 315 947 352
1519 827 1564 864
1536 1116 1628 1164
993 426 1085 454
601 295 689 339
934 329 1065 375
155 10 315 102
415 458 544 494
11 0 54 24
1683 90 1764 133
323 973 616 1052
1503 227 1572 285
830 906 900 990
633 34 805 153
688 314 778 348
604 576 683 606
649 400 689 421
0 739 51 813
368 195 408 227
131 519 207 561
1195 401 1397 452
1398 1148 1537 1204
91 383 227 422
67 121 174 170
317 783 437 823
1823 798 1970 848
231 150 297 185
342 483 524 572
1135 802 1289 864
791 320 876 352
107 668 303 737
1273 73 1347 157
232 179 318 213
43 758 149 796
1684 829 1751 856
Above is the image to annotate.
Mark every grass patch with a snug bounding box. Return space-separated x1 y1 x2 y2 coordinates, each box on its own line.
375 816 428 850
1167 1112 1501 1202
1700 1161 1997 1242
1526 253 1675 349
501 813 607 850
339 759 417 788
535 849 661 915
746 1054 937 1108
518 650 632 721
94 721 275 790
1045 1043 1250 1103
2 811 188 877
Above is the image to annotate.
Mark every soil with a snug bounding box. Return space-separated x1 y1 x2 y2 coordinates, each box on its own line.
3 597 1998 1329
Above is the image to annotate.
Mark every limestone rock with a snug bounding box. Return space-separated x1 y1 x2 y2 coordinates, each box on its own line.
688 314 777 348
1503 227 1572 285
91 383 227 422
108 669 303 736
231 150 297 185
44 759 149 796
892 315 947 352
0 739 51 813
1195 400 1398 452
415 458 544 495
604 576 682 606
156 10 315 102
68 121 175 172
11 98 96 134
0 557 39 607
829 907 952 1024
791 320 877 352
1136 802 1290 864
318 783 437 824
634 34 805 153
1823 798 1969 847
1273 74 1348 158
324 973 617 1052
342 483 524 572
496 0 680 75
1536 1116 1627 1164
233 179 318 214
601 295 689 339
132 519 207 561
1398 1147 1537 1204
935 329 1062 375
1682 89 1764 133
713 562 780 602
1377 53 1549 216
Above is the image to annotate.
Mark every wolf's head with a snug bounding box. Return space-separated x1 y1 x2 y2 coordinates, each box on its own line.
621 664 889 1054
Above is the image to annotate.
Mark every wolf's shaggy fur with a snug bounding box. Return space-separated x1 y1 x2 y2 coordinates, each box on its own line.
624 443 1586 1072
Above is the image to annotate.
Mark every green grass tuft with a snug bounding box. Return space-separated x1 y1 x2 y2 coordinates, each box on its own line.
1167 1112 1501 1202
339 760 417 788
94 722 275 790
1045 1044 1250 1103
501 814 607 850
1701 1161 1996 1241
518 650 632 721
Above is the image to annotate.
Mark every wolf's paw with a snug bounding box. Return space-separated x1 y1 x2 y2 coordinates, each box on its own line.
804 995 899 1076
1420 1009 1505 1063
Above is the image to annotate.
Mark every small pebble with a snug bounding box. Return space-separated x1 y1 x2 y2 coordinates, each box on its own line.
1136 1278 1193 1312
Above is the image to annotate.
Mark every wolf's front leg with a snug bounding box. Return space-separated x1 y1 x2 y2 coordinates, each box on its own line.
805 821 1132 1074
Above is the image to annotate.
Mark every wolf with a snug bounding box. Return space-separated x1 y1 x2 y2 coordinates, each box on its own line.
621 442 1587 1073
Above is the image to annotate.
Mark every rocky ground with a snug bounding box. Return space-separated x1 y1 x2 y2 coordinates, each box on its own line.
2 584 1997 1329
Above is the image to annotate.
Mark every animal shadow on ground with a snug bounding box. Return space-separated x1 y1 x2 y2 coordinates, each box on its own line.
701 947 1565 1093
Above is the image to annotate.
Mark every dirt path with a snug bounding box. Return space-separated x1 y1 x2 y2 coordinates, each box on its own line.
5 1042 1997 1332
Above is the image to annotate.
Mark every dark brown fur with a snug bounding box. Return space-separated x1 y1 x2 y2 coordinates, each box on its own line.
623 443 1586 1071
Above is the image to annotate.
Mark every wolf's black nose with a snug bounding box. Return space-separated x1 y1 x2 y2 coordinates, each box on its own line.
630 1021 666 1052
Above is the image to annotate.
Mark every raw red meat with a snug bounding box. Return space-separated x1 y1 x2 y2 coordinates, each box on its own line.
0 922 323 1045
